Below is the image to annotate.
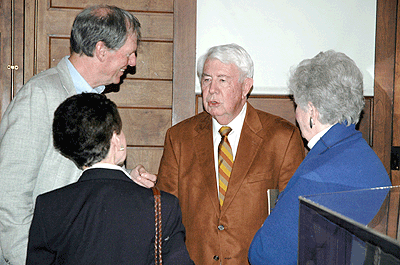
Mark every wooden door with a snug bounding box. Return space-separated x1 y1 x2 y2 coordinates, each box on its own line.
373 0 400 185
0 0 12 117
0 0 25 117
394 1 400 186
18 0 196 174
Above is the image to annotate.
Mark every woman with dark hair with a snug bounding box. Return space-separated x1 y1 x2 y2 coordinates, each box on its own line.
26 93 193 265
248 50 392 264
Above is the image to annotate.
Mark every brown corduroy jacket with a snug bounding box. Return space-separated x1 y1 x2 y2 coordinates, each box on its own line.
157 103 305 265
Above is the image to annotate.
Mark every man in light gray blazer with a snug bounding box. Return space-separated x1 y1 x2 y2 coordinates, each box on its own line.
0 5 156 264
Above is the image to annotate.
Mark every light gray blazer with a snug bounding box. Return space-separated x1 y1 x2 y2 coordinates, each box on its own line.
0 57 81 264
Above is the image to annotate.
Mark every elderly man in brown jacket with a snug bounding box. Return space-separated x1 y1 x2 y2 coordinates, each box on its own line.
157 43 305 264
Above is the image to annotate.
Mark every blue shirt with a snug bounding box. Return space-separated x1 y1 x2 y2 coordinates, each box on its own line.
65 56 105 94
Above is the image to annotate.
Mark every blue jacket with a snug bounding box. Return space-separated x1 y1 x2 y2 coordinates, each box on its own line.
248 123 391 264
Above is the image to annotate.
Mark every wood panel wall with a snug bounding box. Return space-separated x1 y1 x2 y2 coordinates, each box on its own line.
196 94 374 147
105 3 174 174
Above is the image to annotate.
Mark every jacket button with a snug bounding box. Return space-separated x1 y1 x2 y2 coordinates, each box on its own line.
218 225 224 230
213 255 219 261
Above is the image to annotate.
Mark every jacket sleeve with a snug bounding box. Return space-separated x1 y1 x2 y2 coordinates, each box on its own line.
157 128 180 197
161 193 194 264
248 170 328 265
248 174 309 264
277 126 305 191
0 85 52 264
25 196 56 264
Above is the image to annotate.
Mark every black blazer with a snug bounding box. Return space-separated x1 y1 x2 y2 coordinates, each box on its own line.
26 167 194 264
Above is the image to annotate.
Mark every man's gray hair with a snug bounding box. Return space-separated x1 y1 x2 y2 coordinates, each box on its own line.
197 43 254 83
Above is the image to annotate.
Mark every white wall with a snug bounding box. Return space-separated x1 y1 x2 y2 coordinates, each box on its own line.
196 0 376 96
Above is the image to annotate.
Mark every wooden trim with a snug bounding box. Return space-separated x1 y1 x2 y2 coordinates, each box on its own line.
1 0 13 117
373 0 397 176
24 0 37 81
391 0 400 185
172 0 196 125
196 94 374 146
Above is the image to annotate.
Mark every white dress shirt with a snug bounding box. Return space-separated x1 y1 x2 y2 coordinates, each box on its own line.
212 103 247 191
83 163 132 179
307 124 334 149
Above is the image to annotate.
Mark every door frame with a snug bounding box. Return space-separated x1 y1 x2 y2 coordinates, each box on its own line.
172 0 197 125
373 0 399 185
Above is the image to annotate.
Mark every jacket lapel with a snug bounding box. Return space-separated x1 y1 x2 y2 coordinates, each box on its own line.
193 114 221 213
56 57 79 96
312 123 359 155
221 104 263 214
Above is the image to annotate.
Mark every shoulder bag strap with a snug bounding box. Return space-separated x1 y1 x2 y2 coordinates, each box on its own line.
152 187 162 264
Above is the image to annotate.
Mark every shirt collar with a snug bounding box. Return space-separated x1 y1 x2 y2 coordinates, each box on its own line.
83 162 131 179
307 124 334 149
65 56 105 94
212 102 247 135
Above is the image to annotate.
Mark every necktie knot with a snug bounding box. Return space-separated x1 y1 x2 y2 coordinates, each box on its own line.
219 126 232 137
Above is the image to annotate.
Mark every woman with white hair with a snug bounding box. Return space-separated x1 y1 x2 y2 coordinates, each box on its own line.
248 50 391 264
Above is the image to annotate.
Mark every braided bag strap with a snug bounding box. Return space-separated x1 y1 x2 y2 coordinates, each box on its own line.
152 187 162 264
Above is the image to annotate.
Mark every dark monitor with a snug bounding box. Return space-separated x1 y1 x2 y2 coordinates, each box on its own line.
298 186 400 265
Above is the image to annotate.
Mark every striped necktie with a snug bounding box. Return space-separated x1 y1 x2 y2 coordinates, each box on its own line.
218 126 233 206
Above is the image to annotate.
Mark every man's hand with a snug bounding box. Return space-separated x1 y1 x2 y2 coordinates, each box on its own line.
130 164 157 188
